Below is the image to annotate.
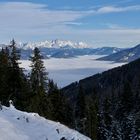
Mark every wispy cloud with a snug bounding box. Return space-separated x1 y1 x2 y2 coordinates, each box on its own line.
0 2 140 48
1 2 140 30
95 5 140 14
0 2 88 29
64 22 83 26
104 23 127 29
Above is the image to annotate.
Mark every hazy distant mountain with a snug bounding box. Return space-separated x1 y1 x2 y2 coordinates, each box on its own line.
91 47 123 55
0 40 123 59
97 44 140 62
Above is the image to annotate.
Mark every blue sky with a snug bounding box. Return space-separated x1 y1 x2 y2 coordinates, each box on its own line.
0 0 140 47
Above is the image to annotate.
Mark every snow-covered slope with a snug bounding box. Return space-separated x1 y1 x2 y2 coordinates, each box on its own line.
0 104 90 140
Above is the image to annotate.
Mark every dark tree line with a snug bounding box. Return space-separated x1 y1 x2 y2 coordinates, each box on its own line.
72 81 140 140
0 40 72 127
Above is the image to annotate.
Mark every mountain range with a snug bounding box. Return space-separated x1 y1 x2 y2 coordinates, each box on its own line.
2 40 140 62
0 40 123 59
97 44 140 62
20 40 123 59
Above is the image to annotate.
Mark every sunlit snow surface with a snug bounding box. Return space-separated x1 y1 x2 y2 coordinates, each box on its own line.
0 105 90 140
20 55 125 87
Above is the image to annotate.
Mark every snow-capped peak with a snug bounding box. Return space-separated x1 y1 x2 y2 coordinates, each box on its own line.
20 39 89 50
0 105 90 140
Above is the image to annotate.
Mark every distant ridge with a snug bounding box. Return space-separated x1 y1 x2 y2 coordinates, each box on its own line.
0 40 124 59
97 44 140 62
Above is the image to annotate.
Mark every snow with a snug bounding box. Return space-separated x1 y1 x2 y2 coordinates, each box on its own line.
113 50 117 53
123 56 129 61
0 105 90 140
128 53 135 57
20 39 89 50
20 55 125 87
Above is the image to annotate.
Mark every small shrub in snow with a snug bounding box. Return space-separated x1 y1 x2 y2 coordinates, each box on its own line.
56 128 59 134
60 137 67 140
26 118 29 123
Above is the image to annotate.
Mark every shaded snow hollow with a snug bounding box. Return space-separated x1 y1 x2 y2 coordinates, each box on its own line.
0 104 90 140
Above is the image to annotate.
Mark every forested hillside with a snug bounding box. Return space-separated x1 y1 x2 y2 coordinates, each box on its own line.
62 55 140 139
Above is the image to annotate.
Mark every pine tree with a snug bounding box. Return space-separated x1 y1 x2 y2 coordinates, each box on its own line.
135 111 140 139
75 85 86 133
8 39 22 100
103 98 112 129
47 80 61 120
121 81 134 114
47 80 73 126
8 39 31 110
30 47 48 94
97 110 107 140
0 47 11 105
9 39 20 69
28 47 49 115
86 98 98 140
